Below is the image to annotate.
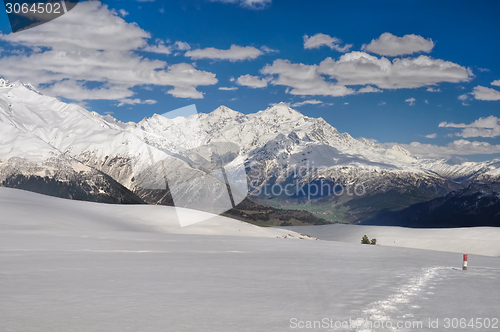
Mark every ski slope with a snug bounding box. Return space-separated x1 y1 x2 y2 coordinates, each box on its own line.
1 188 499 331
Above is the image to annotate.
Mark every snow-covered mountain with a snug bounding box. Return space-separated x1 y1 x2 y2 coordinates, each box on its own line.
0 79 143 204
1 77 498 222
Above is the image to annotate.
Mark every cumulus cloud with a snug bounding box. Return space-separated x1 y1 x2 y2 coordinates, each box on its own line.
117 98 157 107
219 86 238 91
210 0 271 9
141 40 191 54
427 87 440 92
492 80 500 86
472 86 500 101
291 99 323 107
256 49 470 97
425 133 437 139
318 52 471 89
398 139 500 158
236 74 268 88
439 116 500 138
303 33 352 52
358 85 381 93
405 98 416 105
261 59 354 97
458 93 471 105
260 45 278 54
362 32 434 57
0 2 217 101
185 45 264 61
174 41 191 51
142 41 191 55
143 41 173 54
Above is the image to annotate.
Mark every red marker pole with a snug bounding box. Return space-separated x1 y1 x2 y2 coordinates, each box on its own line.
462 254 468 271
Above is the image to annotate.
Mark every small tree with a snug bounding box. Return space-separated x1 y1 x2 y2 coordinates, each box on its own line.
370 238 377 245
361 235 370 244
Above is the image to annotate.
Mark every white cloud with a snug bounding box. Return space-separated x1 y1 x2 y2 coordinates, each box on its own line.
458 93 471 105
427 87 440 92
258 49 470 97
425 133 437 138
1 3 148 52
260 52 469 97
219 86 238 91
492 80 500 86
405 98 416 106
261 59 354 97
117 98 157 107
291 99 322 107
143 41 172 54
210 0 271 9
398 139 500 158
118 9 129 17
472 86 500 101
318 52 471 89
303 33 352 52
168 85 205 99
185 45 263 61
42 80 134 101
362 32 434 57
242 0 271 8
260 45 278 54
439 116 500 138
0 2 217 101
142 41 190 55
236 74 268 88
358 85 381 93
174 41 191 51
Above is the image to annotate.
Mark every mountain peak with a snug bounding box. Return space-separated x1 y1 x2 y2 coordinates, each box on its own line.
390 145 412 156
0 76 14 88
209 105 244 118
259 103 305 122
0 77 42 95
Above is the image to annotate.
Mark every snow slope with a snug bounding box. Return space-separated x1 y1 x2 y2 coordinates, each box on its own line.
283 224 500 256
0 187 306 238
1 188 500 331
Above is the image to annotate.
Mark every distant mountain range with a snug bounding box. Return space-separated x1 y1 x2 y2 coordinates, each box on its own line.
1 76 499 226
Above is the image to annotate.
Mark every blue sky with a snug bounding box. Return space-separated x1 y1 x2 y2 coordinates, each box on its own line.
0 0 499 160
